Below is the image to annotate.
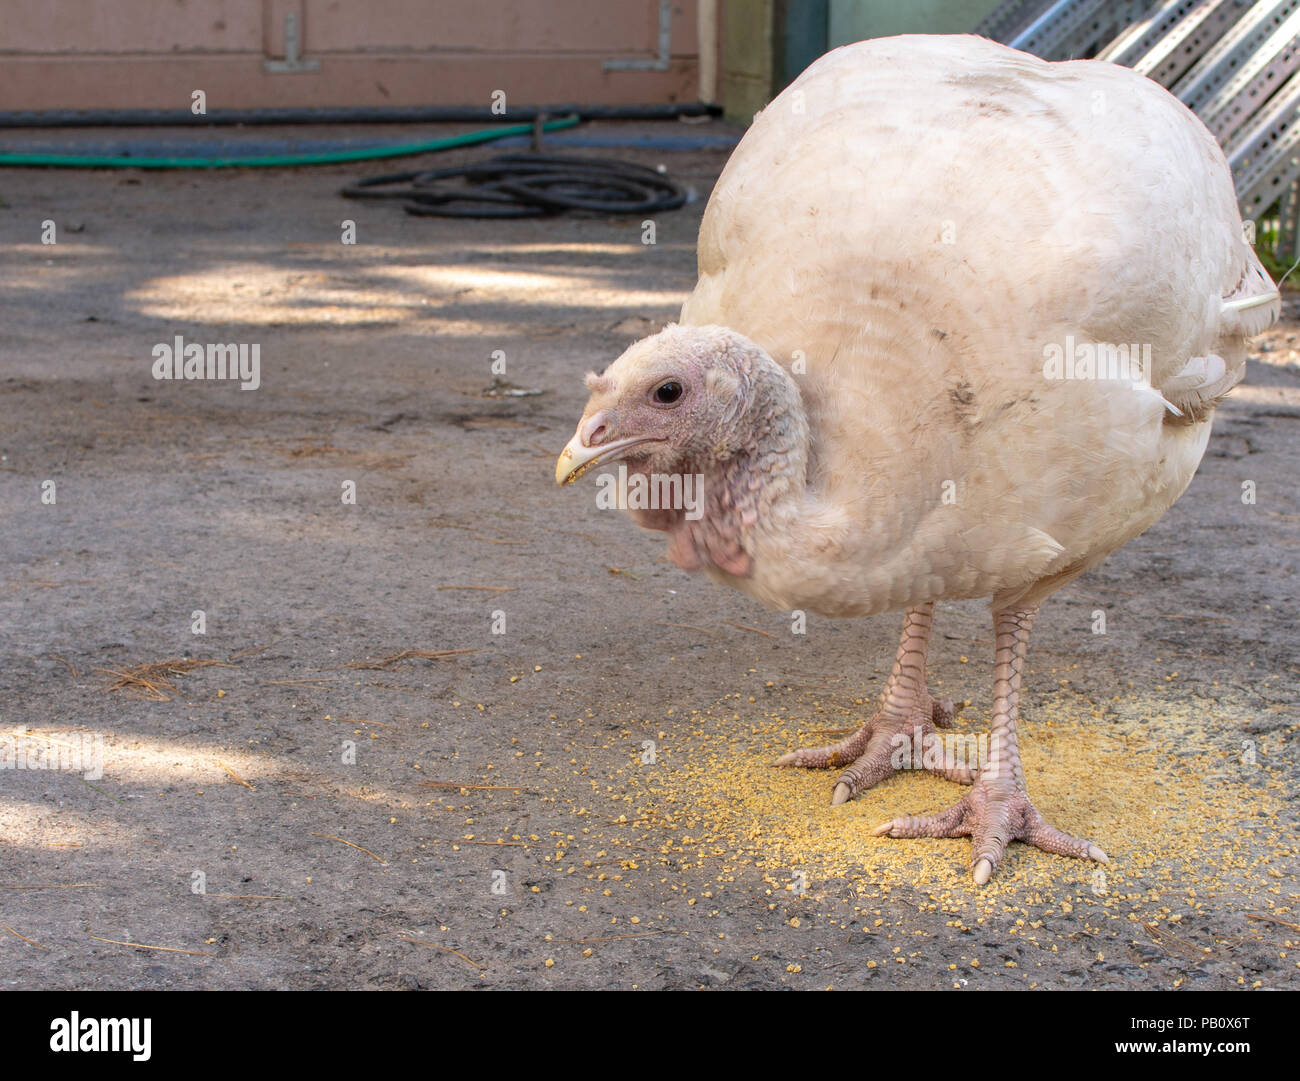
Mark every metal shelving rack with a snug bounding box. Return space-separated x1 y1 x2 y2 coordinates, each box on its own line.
977 0 1300 259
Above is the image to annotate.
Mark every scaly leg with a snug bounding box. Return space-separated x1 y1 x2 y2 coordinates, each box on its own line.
774 603 974 804
872 604 1108 884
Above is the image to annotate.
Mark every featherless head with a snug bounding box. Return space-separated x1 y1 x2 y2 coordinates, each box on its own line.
555 324 796 486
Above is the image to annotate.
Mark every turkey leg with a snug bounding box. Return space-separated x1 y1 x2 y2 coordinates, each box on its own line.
871 604 1108 884
775 603 975 802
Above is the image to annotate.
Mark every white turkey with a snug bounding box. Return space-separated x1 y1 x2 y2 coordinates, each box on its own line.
555 35 1279 883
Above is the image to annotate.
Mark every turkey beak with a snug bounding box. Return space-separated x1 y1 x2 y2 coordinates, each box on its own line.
555 413 659 486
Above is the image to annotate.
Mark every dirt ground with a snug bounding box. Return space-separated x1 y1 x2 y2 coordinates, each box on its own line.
1 121 1297 991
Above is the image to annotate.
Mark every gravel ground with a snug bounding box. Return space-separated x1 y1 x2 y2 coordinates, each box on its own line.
1 122 1297 990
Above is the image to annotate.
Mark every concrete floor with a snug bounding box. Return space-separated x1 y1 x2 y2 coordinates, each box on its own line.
1 123 1297 989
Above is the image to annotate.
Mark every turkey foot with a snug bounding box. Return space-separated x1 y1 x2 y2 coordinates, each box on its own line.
871 778 1108 885
871 604 1108 884
774 604 975 803
774 691 972 804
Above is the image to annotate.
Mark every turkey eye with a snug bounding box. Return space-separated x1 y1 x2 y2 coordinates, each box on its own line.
653 380 683 404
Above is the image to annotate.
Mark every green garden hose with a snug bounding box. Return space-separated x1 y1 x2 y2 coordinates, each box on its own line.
0 115 581 169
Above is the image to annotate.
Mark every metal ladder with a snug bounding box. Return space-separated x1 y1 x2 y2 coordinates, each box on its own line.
976 0 1300 259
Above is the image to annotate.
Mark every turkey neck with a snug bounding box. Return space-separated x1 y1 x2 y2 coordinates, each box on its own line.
680 343 876 612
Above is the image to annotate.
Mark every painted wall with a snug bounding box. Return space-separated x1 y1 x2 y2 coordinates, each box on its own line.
721 0 775 121
0 0 706 110
829 0 1004 46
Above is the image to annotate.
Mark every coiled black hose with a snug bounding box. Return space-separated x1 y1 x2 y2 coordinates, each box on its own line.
340 152 688 218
